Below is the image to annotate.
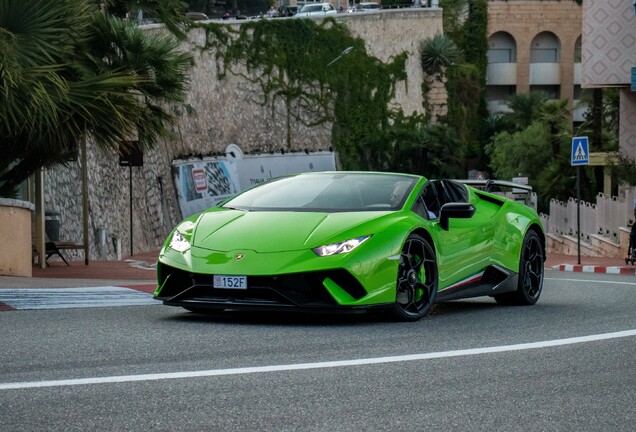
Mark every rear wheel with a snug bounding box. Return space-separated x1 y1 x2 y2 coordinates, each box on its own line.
392 234 438 321
495 230 544 306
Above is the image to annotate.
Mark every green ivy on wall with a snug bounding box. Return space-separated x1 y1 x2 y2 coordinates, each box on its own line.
437 0 488 170
196 18 409 170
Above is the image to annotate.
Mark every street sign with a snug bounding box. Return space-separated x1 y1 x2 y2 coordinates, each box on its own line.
571 136 589 166
119 141 143 167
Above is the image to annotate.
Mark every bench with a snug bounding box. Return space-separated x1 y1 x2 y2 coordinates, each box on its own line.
45 242 84 266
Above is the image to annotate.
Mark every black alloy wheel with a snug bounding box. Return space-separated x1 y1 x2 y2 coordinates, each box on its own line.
495 230 544 305
392 233 438 321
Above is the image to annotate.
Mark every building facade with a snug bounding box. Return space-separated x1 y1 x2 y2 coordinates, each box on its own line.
486 0 584 120
582 0 636 160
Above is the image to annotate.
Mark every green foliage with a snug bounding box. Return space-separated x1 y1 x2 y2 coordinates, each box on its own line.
198 18 413 171
440 0 468 39
388 114 466 178
419 33 462 76
501 91 551 131
486 123 553 181
486 122 577 212
433 0 488 171
610 155 636 186
456 0 488 77
444 62 482 155
0 0 192 197
101 0 190 39
577 87 620 151
486 93 602 212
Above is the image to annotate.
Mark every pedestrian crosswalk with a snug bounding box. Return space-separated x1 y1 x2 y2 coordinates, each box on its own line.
0 287 157 311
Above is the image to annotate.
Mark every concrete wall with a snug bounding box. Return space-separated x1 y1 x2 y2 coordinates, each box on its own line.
0 199 34 276
42 10 445 261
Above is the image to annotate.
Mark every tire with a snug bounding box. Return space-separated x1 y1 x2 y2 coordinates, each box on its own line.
392 234 438 321
495 230 544 306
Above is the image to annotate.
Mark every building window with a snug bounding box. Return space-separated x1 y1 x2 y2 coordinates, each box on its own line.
530 32 560 63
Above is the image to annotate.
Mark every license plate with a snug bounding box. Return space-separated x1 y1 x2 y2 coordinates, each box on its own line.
213 275 247 289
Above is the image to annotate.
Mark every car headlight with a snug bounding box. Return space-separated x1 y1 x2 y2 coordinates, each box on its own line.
312 235 370 257
169 230 191 252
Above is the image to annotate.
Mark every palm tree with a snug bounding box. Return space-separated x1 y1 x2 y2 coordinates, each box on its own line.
501 91 550 131
0 0 192 197
419 33 462 78
535 98 570 156
100 0 189 39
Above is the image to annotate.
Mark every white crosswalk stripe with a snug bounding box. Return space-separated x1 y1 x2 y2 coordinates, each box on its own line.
0 287 157 310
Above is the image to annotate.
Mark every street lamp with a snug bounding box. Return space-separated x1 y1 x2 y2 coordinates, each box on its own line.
327 46 353 68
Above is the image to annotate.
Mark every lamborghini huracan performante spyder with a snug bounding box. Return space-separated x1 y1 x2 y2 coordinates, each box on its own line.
155 172 545 321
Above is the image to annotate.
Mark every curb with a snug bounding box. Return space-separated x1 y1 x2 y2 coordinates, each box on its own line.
552 265 636 275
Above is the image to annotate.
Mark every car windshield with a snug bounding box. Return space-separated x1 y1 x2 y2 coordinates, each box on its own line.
222 173 418 212
300 5 322 12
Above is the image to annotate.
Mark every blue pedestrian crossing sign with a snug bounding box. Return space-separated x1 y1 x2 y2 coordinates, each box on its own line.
571 136 589 166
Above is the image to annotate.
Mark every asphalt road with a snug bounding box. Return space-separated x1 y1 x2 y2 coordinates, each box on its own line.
1 271 635 431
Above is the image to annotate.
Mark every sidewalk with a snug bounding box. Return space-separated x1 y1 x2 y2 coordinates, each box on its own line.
545 253 636 275
0 250 158 290
0 250 634 291
31 250 159 281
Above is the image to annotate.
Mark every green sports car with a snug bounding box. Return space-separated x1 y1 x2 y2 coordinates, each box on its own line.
155 171 545 321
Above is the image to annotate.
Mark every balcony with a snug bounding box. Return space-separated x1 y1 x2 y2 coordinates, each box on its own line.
529 63 561 85
487 63 517 85
574 63 581 85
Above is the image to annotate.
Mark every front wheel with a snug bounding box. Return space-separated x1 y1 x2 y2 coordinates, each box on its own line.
495 230 544 306
392 234 438 321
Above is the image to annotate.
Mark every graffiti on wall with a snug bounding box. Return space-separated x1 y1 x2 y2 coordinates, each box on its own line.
173 147 336 218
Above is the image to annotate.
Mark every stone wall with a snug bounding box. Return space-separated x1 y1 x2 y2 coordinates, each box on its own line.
43 10 446 261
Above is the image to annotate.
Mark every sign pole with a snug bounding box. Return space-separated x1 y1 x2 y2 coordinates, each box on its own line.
576 166 581 265
129 164 134 257
119 140 142 258
571 136 589 266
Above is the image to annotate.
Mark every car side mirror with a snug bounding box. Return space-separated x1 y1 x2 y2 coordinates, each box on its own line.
439 202 476 231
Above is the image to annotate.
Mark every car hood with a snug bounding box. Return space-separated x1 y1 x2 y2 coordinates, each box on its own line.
192 209 389 253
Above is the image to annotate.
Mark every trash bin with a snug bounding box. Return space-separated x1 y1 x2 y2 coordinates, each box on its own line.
45 211 61 242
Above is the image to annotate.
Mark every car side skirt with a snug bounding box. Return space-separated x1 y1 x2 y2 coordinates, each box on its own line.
435 265 518 302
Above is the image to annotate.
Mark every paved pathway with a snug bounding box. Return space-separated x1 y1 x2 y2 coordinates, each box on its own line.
0 286 157 311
